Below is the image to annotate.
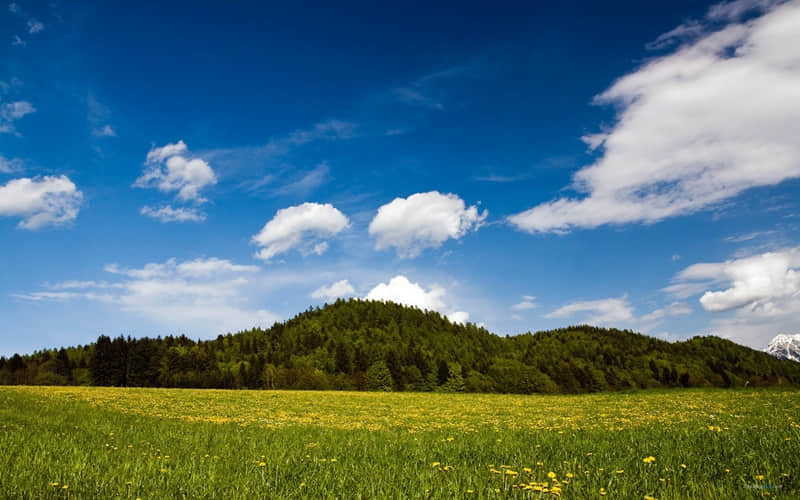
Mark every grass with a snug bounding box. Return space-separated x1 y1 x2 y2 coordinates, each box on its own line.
1 386 798 499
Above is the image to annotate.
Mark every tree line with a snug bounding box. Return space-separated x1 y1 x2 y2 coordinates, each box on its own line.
2 299 799 393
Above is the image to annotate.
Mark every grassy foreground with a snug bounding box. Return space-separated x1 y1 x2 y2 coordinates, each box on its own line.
1 387 798 499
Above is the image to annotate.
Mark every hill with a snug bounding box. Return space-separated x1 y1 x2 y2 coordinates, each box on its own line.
2 299 799 393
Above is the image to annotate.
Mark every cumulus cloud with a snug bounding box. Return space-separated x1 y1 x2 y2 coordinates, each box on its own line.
511 295 537 311
1 100 35 133
671 247 800 313
446 310 470 325
0 176 83 229
369 191 487 258
17 257 277 336
140 205 206 223
311 279 356 301
365 275 445 310
364 275 470 324
251 202 349 261
546 296 635 325
668 245 800 347
509 0 800 234
134 141 217 202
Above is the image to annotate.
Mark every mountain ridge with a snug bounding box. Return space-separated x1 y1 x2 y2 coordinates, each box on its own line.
2 299 799 393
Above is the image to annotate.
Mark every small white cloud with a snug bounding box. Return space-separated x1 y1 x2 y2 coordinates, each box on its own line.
27 19 43 34
145 140 188 163
365 275 446 310
311 279 355 301
447 311 470 324
1 100 35 132
0 175 83 229
0 155 23 173
140 205 206 223
511 295 537 311
134 141 216 202
251 202 349 261
365 275 472 324
11 35 24 46
92 125 116 137
546 296 634 325
8 3 19 14
369 191 487 258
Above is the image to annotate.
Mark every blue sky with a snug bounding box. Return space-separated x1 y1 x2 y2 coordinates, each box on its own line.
2 0 800 356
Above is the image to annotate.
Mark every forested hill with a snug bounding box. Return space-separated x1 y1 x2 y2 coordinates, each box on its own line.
2 299 799 393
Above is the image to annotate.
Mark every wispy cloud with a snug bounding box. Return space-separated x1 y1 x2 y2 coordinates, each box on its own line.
140 205 206 223
15 257 278 337
509 1 800 234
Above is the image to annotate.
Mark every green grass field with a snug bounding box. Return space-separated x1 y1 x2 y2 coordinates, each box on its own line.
1 387 798 498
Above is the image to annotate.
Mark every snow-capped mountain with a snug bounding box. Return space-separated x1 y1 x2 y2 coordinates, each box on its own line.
765 334 800 362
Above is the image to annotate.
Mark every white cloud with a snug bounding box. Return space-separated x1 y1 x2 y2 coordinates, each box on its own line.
1 100 34 132
11 35 24 47
446 310 470 324
27 19 43 34
509 0 800 234
0 176 83 229
640 302 692 322
672 247 800 312
311 279 356 301
92 124 116 138
17 257 278 336
511 295 537 311
365 275 446 310
546 296 634 325
140 205 206 223
369 191 487 258
8 3 19 14
0 155 23 173
668 246 800 347
134 141 216 202
365 275 472 324
45 280 120 290
176 257 260 278
251 202 349 261
145 141 188 163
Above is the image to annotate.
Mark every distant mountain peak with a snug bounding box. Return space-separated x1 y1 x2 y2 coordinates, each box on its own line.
765 334 800 362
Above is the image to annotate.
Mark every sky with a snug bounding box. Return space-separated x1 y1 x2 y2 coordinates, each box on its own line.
2 0 800 356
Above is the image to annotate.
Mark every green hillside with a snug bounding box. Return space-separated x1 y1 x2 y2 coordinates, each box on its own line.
2 299 798 392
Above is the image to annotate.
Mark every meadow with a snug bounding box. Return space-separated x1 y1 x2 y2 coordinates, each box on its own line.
1 387 798 499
